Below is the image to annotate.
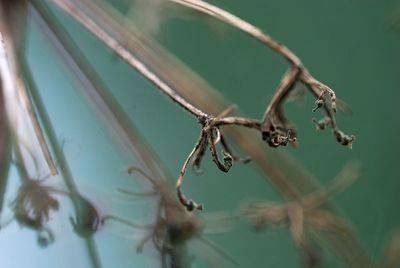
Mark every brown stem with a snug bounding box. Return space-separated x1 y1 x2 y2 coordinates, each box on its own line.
263 67 300 122
171 0 302 66
171 0 344 146
53 0 207 119
176 133 204 211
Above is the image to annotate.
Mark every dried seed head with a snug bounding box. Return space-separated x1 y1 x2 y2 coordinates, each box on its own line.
262 128 296 147
13 180 59 230
333 130 355 148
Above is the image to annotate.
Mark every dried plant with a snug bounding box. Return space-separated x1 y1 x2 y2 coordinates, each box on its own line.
12 178 58 246
51 0 355 212
0 71 10 215
1 0 392 268
379 230 400 268
242 162 360 267
7 142 59 247
103 166 238 267
69 194 101 238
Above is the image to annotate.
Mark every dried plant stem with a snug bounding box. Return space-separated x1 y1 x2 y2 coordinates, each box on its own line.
21 58 102 268
50 1 368 265
171 0 299 66
31 1 164 182
17 80 59 176
170 0 334 101
0 30 12 216
52 0 261 131
176 133 204 211
52 0 260 210
53 0 206 119
170 0 355 147
0 71 10 214
100 23 369 267
1 1 57 176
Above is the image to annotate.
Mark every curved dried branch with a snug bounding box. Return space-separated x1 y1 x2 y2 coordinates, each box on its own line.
54 0 355 216
170 0 353 147
177 108 255 210
176 133 205 211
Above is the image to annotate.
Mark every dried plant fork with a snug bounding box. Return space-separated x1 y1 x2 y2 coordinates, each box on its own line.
170 0 355 148
48 1 371 266
53 0 355 212
177 105 253 211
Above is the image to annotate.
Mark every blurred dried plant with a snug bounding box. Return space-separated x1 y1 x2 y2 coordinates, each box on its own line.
103 167 205 267
102 168 236 266
242 162 360 267
379 230 400 268
11 158 59 247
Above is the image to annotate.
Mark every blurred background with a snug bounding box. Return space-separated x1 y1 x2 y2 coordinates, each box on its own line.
1 0 400 267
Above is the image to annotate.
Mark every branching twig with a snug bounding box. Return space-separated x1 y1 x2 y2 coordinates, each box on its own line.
52 0 258 210
53 0 355 211
176 106 257 211
170 0 354 148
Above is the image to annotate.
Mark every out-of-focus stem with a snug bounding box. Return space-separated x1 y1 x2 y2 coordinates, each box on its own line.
31 1 166 183
53 0 207 119
0 3 58 176
20 57 102 268
0 72 10 214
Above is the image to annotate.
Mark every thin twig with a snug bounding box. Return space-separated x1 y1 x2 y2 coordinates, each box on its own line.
176 133 205 211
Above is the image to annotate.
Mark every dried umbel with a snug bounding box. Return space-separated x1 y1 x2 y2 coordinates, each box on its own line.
12 179 59 246
124 167 204 252
177 106 253 211
103 167 238 267
69 194 100 238
13 179 58 229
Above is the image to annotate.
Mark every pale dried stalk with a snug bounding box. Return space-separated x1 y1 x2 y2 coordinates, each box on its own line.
30 1 164 182
53 0 206 119
0 4 58 176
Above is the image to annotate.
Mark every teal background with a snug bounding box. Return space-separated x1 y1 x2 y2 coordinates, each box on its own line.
1 0 400 267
